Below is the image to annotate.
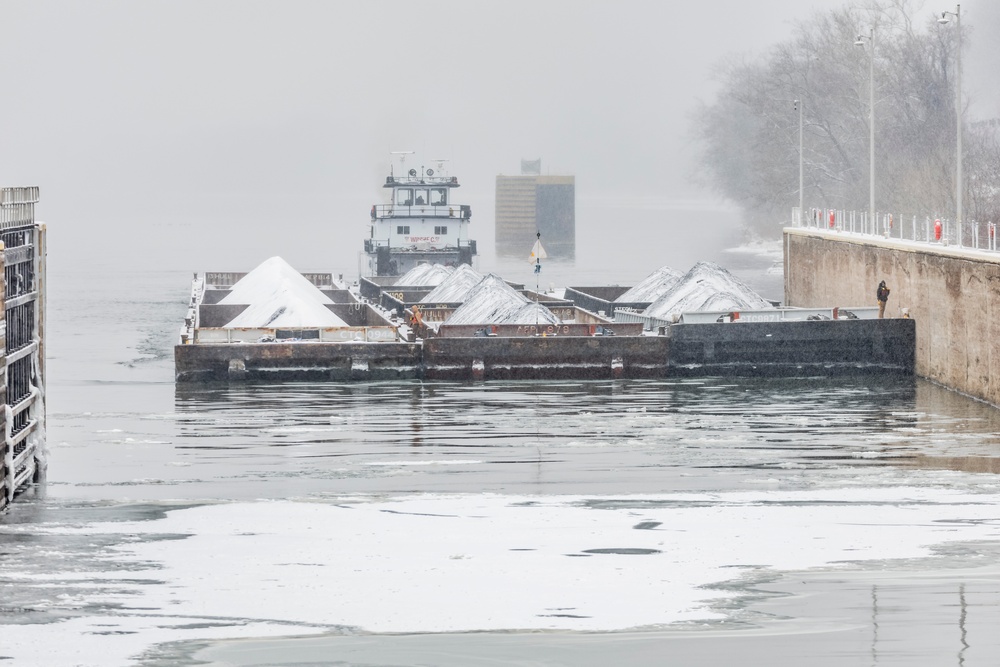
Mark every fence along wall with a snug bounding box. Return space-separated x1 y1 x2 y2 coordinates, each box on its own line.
784 227 1000 406
0 186 46 511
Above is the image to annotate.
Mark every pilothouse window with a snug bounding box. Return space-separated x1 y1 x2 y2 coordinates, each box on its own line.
414 189 429 205
430 188 447 205
395 189 413 206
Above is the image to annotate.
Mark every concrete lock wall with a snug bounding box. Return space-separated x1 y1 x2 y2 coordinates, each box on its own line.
784 228 1000 406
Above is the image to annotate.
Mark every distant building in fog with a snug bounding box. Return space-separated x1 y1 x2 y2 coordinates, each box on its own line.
495 160 575 259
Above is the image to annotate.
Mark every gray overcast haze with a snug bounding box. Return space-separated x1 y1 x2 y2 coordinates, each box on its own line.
1 0 996 275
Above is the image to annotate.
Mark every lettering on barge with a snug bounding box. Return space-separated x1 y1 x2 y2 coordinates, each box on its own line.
515 325 572 336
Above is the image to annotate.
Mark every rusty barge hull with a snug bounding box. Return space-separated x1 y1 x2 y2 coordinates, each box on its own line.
174 318 916 383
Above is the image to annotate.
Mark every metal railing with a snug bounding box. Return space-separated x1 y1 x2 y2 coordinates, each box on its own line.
364 238 477 252
0 187 39 230
792 207 998 252
614 306 881 331
2 209 44 509
372 204 471 220
0 186 39 205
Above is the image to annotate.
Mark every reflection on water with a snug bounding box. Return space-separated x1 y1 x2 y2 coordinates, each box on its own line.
165 376 1000 499
902 456 1000 475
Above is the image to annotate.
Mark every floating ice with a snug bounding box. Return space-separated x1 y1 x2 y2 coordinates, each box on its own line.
8 485 1000 664
420 264 485 303
614 265 683 303
643 261 771 320
397 263 455 286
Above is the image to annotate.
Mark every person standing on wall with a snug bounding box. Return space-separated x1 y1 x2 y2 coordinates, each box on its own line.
876 280 890 318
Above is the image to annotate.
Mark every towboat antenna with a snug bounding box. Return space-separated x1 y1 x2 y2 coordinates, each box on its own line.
390 151 414 178
431 158 450 178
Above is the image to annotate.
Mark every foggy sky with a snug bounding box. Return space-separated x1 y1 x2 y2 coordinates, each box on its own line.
1 0 996 274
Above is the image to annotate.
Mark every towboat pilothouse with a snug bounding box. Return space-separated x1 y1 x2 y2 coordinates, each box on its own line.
363 153 477 277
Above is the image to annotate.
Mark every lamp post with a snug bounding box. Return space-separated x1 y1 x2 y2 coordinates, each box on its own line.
855 28 875 232
939 5 962 227
795 99 803 223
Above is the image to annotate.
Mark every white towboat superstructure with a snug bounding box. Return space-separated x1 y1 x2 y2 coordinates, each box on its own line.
363 153 477 277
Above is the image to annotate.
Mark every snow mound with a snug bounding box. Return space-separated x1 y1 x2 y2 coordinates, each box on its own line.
643 261 771 320
614 265 683 303
420 264 485 303
219 256 347 328
220 257 333 306
502 301 562 326
225 289 348 328
397 263 455 286
445 275 533 325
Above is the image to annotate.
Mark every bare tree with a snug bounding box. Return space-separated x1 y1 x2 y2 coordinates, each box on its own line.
691 0 997 236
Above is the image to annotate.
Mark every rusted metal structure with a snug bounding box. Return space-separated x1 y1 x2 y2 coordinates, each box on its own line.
1 186 46 512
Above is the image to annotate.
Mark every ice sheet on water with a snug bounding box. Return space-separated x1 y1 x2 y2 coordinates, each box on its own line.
397 263 455 286
420 264 485 303
9 485 1000 664
220 256 333 305
444 274 538 325
643 261 771 320
614 265 683 302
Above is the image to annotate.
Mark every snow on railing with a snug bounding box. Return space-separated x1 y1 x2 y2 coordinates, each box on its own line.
791 207 998 252
0 186 39 230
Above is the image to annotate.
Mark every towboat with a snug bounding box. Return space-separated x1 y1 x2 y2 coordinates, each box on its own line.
362 153 477 277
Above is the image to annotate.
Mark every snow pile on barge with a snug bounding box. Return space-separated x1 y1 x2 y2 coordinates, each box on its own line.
504 301 563 326
644 261 771 320
397 263 455 286
614 265 683 303
219 257 348 328
221 256 333 306
445 274 559 326
225 291 348 328
421 264 485 303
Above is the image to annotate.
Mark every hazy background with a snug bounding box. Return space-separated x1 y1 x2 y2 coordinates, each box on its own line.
1 0 996 277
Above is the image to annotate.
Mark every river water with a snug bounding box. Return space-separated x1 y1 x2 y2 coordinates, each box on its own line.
5 209 1000 666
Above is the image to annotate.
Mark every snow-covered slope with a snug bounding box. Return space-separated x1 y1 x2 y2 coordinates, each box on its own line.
614 265 683 303
397 263 455 286
643 261 771 320
445 275 534 325
218 256 347 328
220 257 333 306
502 301 561 326
225 291 348 328
420 264 485 303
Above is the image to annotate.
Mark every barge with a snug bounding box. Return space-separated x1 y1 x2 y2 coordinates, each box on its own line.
175 263 916 383
173 165 915 384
